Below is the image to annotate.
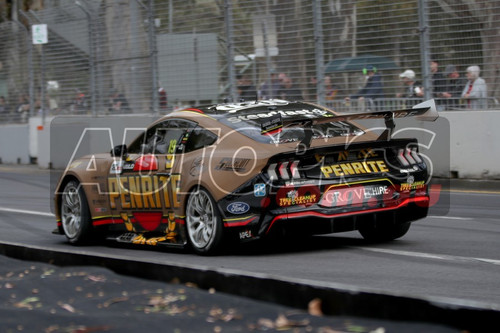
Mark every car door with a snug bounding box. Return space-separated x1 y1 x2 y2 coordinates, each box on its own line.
108 119 195 235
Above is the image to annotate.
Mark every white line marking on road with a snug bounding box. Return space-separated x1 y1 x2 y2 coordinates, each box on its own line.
0 207 55 217
428 215 473 221
354 247 500 266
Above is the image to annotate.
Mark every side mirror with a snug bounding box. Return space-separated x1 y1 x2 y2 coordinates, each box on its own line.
110 144 128 158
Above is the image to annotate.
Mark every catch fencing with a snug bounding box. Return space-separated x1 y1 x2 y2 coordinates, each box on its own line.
0 0 499 123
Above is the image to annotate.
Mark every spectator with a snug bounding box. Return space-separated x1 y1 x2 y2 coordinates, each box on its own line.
71 89 87 114
259 70 281 99
108 90 131 113
324 75 340 101
397 69 424 99
15 94 30 122
346 65 384 102
430 60 446 109
278 76 303 101
237 74 257 101
442 65 466 109
461 65 487 109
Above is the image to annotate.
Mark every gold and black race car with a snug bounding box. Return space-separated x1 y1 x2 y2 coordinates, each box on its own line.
54 99 438 254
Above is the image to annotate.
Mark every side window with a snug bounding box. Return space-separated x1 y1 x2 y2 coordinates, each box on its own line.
127 119 196 154
184 126 218 153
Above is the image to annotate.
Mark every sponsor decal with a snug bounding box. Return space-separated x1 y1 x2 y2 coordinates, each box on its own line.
338 151 349 161
319 185 392 208
358 148 378 159
320 160 389 178
239 230 253 240
122 161 135 171
254 183 266 197
400 166 419 173
227 108 331 124
400 180 426 191
108 174 181 210
110 160 124 174
216 158 250 172
227 202 250 215
260 113 283 135
276 185 320 207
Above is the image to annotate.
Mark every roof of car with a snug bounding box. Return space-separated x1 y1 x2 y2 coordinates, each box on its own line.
172 100 336 121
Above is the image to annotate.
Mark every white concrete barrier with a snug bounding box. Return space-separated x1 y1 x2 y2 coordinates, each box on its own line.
0 123 30 164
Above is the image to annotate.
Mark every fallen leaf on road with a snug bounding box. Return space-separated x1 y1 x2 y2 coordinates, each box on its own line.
308 298 323 316
102 296 129 308
58 302 76 313
14 297 40 310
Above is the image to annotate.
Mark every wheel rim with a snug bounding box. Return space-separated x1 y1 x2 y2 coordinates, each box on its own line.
186 190 216 249
61 183 82 239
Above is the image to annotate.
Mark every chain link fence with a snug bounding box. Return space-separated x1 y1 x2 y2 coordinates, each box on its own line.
0 0 499 123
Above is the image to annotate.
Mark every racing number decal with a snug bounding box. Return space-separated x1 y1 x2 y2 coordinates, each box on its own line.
108 174 181 210
166 139 177 169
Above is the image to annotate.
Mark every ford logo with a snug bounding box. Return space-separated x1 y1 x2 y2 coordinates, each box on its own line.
227 202 250 215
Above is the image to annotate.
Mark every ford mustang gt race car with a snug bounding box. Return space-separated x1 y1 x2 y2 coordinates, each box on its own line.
54 99 438 254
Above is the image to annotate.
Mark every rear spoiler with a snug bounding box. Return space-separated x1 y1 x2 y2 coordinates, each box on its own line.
262 99 438 147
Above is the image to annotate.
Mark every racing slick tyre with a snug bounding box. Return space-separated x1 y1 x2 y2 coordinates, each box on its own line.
359 221 411 242
60 180 93 244
185 188 224 255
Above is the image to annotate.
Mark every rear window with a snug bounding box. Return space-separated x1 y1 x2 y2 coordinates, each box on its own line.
216 106 364 144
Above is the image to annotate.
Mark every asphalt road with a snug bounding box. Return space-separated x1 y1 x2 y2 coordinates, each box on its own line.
0 165 499 325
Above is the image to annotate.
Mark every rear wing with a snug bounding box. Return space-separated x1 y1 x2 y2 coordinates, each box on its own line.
262 99 438 147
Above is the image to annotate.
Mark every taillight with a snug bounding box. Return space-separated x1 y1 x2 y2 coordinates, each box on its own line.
397 148 423 166
290 160 300 179
266 160 301 181
267 163 278 180
397 149 410 166
411 148 423 163
278 161 290 180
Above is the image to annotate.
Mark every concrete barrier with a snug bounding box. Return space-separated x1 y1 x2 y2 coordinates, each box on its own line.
0 110 499 179
0 123 30 164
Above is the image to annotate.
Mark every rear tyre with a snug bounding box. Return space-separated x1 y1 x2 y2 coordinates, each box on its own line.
185 188 224 255
60 180 93 244
359 221 411 242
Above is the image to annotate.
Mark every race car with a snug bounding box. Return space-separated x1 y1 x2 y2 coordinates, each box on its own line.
53 99 438 254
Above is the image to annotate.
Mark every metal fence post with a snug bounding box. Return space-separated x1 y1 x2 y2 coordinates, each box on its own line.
75 0 96 117
148 0 159 115
418 0 431 101
224 0 237 102
27 10 46 122
313 0 325 106
136 0 159 115
17 11 35 118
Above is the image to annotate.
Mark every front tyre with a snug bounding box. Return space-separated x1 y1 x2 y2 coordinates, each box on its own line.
359 221 411 242
185 188 223 255
60 180 93 244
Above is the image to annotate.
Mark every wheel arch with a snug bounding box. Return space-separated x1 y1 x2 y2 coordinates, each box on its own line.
54 174 83 222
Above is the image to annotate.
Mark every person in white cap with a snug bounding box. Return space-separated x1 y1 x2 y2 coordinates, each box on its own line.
396 69 424 99
461 65 487 109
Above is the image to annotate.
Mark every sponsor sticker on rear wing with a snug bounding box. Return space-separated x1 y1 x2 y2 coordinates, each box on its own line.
264 99 438 146
283 99 439 127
